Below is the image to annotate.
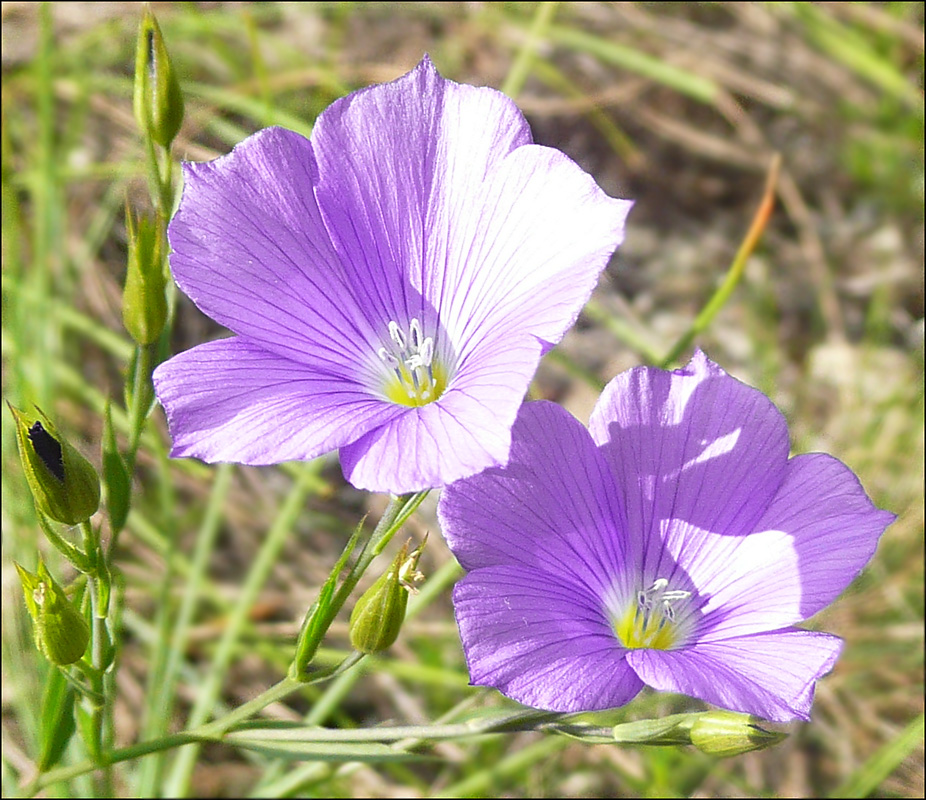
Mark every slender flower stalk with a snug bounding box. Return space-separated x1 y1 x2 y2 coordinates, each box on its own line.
439 351 895 722
153 56 632 493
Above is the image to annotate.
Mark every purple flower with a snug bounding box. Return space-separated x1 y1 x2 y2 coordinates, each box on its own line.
152 57 631 494
439 351 894 722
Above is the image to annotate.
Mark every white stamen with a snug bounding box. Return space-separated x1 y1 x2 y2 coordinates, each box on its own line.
418 337 433 368
409 318 423 350
380 319 439 404
388 321 406 350
637 578 690 624
378 348 400 369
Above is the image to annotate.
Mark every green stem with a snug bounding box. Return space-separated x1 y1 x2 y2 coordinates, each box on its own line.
126 342 154 471
197 676 302 738
26 660 366 795
81 574 113 795
34 511 90 572
290 491 429 679
142 134 172 218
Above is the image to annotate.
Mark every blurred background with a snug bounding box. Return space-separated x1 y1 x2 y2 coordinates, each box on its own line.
2 2 923 797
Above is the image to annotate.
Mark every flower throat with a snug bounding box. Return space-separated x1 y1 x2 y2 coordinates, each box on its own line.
379 318 448 407
614 578 690 651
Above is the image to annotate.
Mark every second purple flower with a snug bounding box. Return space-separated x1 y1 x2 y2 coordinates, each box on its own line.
153 57 632 493
439 352 895 722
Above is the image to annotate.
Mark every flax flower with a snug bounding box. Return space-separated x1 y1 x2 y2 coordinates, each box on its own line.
439 352 894 722
152 57 631 493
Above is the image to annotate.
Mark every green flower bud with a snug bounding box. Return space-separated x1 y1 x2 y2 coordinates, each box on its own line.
349 536 427 654
123 207 168 345
133 8 184 148
15 560 90 666
690 711 787 757
9 404 100 526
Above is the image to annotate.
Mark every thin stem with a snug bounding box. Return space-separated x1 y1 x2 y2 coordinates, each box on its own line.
125 342 154 472
291 491 429 679
197 676 303 739
26 657 365 795
34 511 90 572
143 134 172 218
82 573 113 795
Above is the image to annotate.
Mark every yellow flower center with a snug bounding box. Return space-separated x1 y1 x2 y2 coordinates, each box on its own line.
614 578 690 651
379 318 447 407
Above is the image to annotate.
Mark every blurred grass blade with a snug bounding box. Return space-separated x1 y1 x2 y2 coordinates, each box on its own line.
660 153 781 368
164 462 322 797
500 1 560 99
37 667 77 772
783 2 924 113
546 24 719 104
434 735 569 798
529 58 643 168
829 713 925 799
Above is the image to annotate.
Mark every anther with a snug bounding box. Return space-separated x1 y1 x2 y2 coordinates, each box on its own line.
388 321 406 350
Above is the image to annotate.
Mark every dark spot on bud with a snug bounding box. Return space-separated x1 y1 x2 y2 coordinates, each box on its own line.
28 422 65 482
146 28 156 76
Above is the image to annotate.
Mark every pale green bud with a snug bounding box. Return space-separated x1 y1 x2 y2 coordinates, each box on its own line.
349 536 427 654
690 711 787 757
122 207 168 345
15 560 90 666
133 8 184 148
9 404 100 526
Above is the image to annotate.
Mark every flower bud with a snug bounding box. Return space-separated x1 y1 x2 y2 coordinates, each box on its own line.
349 536 427 654
9 404 100 525
122 208 168 345
15 560 90 666
690 711 787 757
133 8 184 148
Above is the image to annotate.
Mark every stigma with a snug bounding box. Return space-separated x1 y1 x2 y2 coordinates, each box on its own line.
614 578 691 651
378 318 447 407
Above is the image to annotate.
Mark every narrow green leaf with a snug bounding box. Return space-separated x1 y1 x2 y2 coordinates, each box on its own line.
102 400 131 535
291 515 366 676
611 712 696 745
546 24 719 104
224 734 426 763
36 667 77 772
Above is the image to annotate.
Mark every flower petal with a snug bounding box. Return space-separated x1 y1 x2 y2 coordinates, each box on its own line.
432 143 632 363
661 520 803 642
626 629 843 722
438 401 627 594
313 56 631 363
750 453 895 618
454 564 643 713
169 126 376 374
152 337 398 464
589 351 790 572
311 56 534 332
686 454 892 642
340 334 543 493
